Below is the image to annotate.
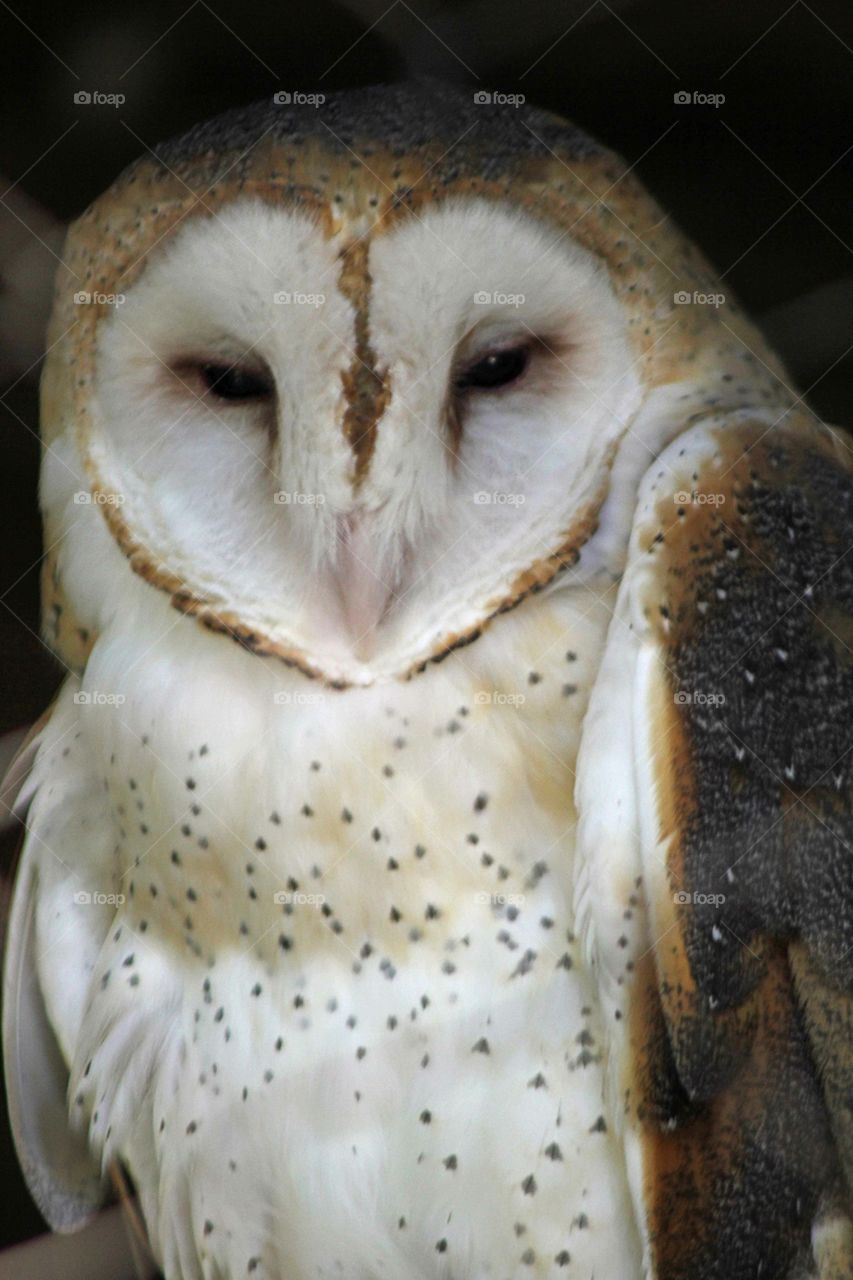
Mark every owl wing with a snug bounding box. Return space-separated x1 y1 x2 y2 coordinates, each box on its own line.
576 409 853 1279
2 691 109 1231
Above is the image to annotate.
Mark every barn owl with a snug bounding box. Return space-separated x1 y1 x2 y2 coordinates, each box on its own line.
3 82 852 1280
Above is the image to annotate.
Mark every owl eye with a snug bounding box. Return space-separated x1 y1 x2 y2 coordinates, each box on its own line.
456 345 530 392
200 363 273 401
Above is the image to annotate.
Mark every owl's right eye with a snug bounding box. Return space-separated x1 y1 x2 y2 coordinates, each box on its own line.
200 363 274 401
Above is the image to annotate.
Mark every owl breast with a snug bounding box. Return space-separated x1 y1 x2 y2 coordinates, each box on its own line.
58 579 640 1280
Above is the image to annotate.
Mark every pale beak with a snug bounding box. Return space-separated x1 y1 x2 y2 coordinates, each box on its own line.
333 515 393 655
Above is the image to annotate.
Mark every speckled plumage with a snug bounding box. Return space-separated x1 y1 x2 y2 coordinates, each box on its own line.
25 578 642 1279
5 82 852 1280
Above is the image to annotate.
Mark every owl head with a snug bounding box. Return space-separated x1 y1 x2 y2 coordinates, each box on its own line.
40 83 790 686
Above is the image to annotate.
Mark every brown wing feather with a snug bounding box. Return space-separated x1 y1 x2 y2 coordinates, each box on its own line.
632 418 853 1278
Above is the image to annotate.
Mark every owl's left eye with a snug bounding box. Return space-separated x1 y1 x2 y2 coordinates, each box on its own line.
456 345 530 392
200 363 274 401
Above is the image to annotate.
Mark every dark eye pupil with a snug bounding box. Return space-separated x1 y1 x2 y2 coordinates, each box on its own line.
202 364 271 400
457 346 529 391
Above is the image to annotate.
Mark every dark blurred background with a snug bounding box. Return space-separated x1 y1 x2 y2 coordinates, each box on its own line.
1 0 852 1258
